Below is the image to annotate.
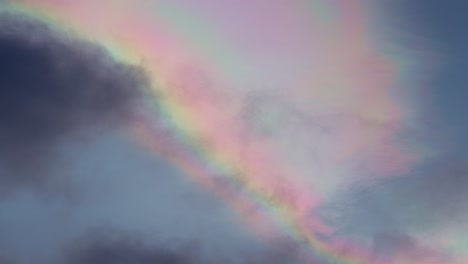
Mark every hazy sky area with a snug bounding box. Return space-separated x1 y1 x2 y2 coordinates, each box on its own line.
0 1 467 264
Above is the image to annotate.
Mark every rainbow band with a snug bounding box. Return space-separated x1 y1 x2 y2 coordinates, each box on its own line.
2 1 430 263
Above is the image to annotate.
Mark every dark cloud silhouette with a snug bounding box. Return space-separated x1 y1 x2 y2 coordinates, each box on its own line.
63 230 307 264
0 13 148 193
65 234 195 264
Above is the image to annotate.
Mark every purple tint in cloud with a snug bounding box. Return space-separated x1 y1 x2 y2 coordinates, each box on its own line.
1 0 467 263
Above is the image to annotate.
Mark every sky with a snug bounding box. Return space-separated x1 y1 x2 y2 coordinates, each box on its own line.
0 0 467 264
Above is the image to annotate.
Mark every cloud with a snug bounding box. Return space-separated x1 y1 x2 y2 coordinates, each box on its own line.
371 153 468 231
315 149 468 263
0 13 148 193
372 232 451 264
65 233 196 264
62 230 308 264
390 153 468 228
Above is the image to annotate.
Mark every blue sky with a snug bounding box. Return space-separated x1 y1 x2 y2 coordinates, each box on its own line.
408 0 468 148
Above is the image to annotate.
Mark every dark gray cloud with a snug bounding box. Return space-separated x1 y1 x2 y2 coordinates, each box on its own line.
65 233 196 264
63 230 307 264
0 13 148 193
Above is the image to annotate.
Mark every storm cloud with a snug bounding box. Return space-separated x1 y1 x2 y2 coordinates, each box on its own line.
0 13 148 192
